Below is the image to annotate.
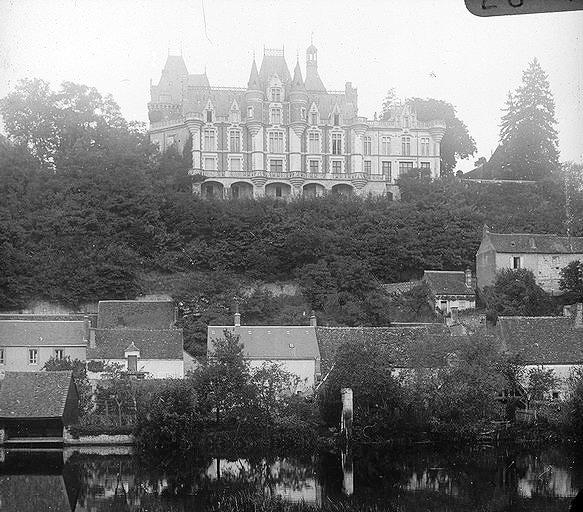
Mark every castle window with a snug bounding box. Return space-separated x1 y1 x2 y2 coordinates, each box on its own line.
332 133 342 155
381 136 391 155
270 107 282 125
332 160 342 173
269 131 284 153
334 113 340 126
204 157 216 171
206 110 213 123
382 161 392 181
271 88 282 102
301 107 306 119
364 136 372 156
364 160 372 174
403 116 410 128
308 131 320 154
247 106 254 119
399 161 413 175
229 157 242 172
309 160 319 173
402 137 411 156
311 112 318 125
421 137 430 156
270 159 283 173
229 130 241 152
420 162 430 170
204 129 216 151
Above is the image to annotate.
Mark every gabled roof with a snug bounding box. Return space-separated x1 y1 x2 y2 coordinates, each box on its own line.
423 271 475 297
0 321 86 346
315 325 455 373
484 230 583 254
88 329 183 360
498 315 583 364
0 371 74 418
207 326 320 360
97 300 175 330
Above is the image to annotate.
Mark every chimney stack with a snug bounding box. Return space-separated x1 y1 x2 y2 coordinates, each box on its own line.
234 303 241 327
576 303 583 329
309 310 317 327
89 329 96 349
465 268 472 288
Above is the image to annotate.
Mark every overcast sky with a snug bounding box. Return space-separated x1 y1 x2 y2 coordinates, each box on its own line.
1 0 581 172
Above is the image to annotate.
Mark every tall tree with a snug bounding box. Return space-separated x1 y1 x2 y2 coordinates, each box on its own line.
499 58 559 180
560 260 583 302
406 98 476 176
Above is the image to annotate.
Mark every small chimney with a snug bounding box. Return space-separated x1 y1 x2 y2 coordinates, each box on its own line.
89 329 96 349
465 268 472 288
83 315 91 343
529 237 536 249
234 304 241 327
309 310 317 327
576 303 583 329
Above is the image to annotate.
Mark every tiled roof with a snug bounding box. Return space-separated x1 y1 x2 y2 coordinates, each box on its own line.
486 231 583 254
423 271 476 296
88 329 183 360
207 326 320 360
183 89 246 118
382 281 420 295
315 326 458 373
0 313 96 326
0 321 86 346
0 371 74 418
498 315 583 364
97 300 175 330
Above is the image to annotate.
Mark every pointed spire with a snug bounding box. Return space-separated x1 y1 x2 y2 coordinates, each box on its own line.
247 57 261 91
291 59 305 91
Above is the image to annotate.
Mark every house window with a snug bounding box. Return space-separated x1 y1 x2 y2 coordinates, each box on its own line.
399 161 414 175
247 106 254 119
54 349 64 361
420 162 430 170
229 130 241 152
402 137 411 156
270 107 282 125
363 136 372 155
206 110 213 123
204 157 216 171
440 300 448 312
364 160 372 174
332 160 342 173
311 112 318 125
421 137 430 156
382 161 392 181
29 348 38 365
512 256 521 269
381 136 391 155
332 133 342 155
552 391 560 400
309 160 319 173
269 131 284 153
308 131 320 153
128 355 138 372
334 113 340 126
270 159 283 173
0 348 4 364
203 129 216 151
271 87 281 102
229 157 242 172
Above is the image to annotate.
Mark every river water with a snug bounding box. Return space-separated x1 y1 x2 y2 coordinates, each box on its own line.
0 444 581 511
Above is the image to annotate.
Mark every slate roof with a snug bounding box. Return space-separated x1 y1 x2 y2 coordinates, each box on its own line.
315 325 458 374
207 326 320 360
97 300 175 330
498 315 583 364
0 371 74 418
88 329 183 360
0 321 86 346
485 231 583 254
382 281 420 295
0 313 96 326
423 271 476 297
258 54 292 87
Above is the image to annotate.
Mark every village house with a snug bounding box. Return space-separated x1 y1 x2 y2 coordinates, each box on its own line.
0 371 79 444
207 311 321 391
87 300 185 379
497 303 583 400
0 319 89 372
476 225 583 294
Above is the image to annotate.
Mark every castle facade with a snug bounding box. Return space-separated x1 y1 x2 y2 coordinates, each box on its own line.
148 45 445 199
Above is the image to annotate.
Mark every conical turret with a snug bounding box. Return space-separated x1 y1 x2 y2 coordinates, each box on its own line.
291 59 306 91
305 44 326 92
247 58 261 91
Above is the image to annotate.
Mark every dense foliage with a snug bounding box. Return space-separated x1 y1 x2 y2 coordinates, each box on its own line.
560 260 583 302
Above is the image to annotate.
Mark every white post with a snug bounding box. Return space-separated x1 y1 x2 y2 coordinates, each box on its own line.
340 387 353 444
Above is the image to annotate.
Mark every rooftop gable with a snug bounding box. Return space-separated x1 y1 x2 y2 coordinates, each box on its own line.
0 371 74 418
207 326 320 360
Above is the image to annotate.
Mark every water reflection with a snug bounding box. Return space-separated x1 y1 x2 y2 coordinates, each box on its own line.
0 445 582 511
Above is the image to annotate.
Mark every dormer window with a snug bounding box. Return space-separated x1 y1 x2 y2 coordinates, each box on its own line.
311 112 318 125
271 87 282 102
334 113 340 126
403 116 410 128
206 110 213 123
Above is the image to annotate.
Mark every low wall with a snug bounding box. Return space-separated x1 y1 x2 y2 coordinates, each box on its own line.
64 428 135 445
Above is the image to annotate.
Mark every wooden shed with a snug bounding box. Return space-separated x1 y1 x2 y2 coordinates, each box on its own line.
0 371 79 444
